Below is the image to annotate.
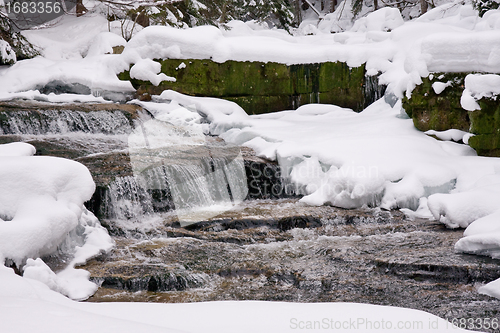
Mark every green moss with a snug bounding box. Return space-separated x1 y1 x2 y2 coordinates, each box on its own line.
402 73 470 132
469 97 500 135
225 95 291 115
403 72 500 157
119 58 366 114
468 97 500 152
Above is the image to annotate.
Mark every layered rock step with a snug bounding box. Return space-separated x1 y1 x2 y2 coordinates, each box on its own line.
82 200 500 332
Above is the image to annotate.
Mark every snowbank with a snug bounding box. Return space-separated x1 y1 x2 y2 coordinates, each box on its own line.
156 90 498 216
0 143 113 300
0 142 36 156
461 74 500 111
130 59 176 86
0 264 472 333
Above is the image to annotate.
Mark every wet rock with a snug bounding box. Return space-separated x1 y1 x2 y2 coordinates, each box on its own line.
0 101 292 222
38 80 92 96
0 100 140 135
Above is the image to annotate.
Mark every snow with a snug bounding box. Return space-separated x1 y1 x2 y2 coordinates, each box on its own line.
0 39 16 64
0 264 473 333
0 142 36 156
461 74 500 111
479 277 500 299
130 58 176 86
0 143 113 301
425 129 470 142
85 32 127 57
350 7 405 32
0 4 498 100
432 81 452 94
159 91 491 214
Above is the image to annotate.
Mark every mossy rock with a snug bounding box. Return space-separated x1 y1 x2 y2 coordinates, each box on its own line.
403 72 500 156
402 73 470 132
119 59 367 114
468 96 500 153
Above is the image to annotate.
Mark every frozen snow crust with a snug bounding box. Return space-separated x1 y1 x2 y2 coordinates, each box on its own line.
0 143 113 300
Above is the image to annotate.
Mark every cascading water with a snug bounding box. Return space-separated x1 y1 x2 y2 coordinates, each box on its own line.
124 111 249 227
0 108 133 135
0 101 250 229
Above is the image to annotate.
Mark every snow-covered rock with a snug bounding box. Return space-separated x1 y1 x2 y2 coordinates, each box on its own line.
0 143 113 300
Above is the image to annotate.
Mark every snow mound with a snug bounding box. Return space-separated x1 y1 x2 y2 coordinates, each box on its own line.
0 144 113 300
0 142 36 156
461 74 500 111
130 59 176 86
350 7 404 32
86 32 127 57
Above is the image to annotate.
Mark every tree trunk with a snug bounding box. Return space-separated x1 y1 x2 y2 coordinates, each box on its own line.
420 0 428 15
295 0 302 26
374 0 378 10
331 0 337 12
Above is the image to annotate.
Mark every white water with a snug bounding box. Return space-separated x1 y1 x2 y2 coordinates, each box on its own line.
0 109 133 135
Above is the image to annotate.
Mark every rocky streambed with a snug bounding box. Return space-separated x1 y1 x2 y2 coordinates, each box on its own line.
1 100 499 332
81 200 500 332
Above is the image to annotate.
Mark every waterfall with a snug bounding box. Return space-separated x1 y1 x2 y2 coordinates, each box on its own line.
95 112 250 227
103 176 156 221
364 74 387 108
0 102 251 228
0 109 133 135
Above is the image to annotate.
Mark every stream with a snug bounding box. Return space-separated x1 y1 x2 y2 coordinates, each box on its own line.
1 99 499 332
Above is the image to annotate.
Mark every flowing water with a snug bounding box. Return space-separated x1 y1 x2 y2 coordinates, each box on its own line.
1 100 499 332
